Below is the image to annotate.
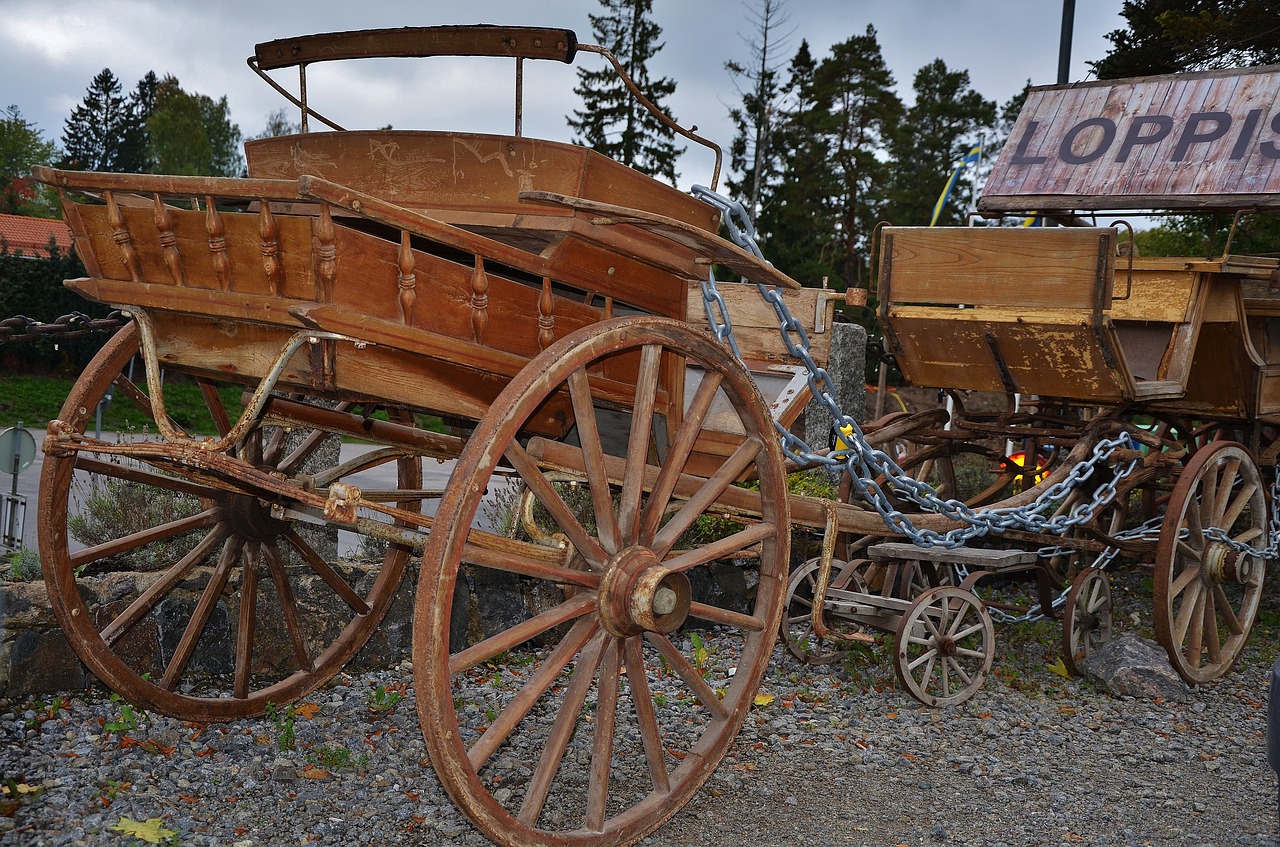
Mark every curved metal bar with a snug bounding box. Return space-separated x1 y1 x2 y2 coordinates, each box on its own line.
127 308 364 453
577 42 724 191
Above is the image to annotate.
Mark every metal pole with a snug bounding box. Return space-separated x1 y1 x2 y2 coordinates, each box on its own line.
1058 0 1076 85
7 422 20 546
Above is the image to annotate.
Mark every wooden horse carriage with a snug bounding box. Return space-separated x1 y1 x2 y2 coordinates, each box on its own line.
32 23 1279 846
785 63 1280 705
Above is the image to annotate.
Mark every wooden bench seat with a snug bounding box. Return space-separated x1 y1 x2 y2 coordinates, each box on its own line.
868 541 1039 571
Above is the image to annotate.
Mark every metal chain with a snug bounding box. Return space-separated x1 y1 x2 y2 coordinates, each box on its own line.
0 310 131 345
691 184 1140 550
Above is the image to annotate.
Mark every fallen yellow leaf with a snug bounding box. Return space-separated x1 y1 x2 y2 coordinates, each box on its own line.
1 782 38 795
109 817 176 844
292 703 321 720
1045 657 1071 679
753 692 775 707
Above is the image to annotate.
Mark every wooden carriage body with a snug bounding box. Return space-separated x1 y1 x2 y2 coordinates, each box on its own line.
878 63 1280 438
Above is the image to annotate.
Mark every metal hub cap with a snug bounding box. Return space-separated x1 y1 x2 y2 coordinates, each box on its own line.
597 546 692 637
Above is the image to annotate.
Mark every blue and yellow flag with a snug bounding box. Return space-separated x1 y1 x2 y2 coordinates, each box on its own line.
930 145 981 226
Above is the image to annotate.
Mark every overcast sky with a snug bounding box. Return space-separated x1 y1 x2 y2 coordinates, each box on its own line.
1 0 1126 190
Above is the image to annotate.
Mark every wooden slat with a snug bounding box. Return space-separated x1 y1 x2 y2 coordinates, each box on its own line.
880 227 1113 310
685 281 836 366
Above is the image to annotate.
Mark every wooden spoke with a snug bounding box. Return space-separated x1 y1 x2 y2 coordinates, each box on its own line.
1220 481 1257 531
504 439 607 568
652 437 763 557
100 525 230 647
460 540 601 588
282 529 370 615
466 617 599 770
1203 589 1222 664
617 343 662 543
622 634 670 795
660 522 776 573
645 633 729 719
1172 580 1204 647
160 536 241 691
197 378 234 438
518 632 608 826
585 637 622 832
449 594 597 675
638 369 724 544
275 427 331 476
234 543 260 699
73 455 221 500
1215 584 1244 636
1168 564 1201 600
567 367 621 555
686 601 765 632
71 508 219 570
262 542 313 673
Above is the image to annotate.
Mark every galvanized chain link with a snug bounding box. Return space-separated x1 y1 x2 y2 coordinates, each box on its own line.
691 184 1140 550
0 310 131 345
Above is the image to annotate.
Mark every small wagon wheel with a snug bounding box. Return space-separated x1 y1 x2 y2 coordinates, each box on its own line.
1061 567 1113 676
1154 441 1266 685
892 586 994 707
414 316 788 847
782 557 868 664
39 324 423 721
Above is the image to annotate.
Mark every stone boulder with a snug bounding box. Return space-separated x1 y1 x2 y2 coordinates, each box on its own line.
1080 633 1192 702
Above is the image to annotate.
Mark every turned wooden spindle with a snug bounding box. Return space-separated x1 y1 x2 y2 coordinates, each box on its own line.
104 191 141 282
470 255 489 343
259 203 283 296
537 276 555 350
152 193 185 285
204 195 231 291
316 202 337 302
397 230 417 324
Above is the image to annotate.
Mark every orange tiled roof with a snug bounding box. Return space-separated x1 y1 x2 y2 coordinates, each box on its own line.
0 212 72 256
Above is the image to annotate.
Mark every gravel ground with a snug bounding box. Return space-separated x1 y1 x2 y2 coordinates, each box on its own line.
3 569 1279 847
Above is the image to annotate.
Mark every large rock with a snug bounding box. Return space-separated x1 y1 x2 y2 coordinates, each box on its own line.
1080 633 1192 702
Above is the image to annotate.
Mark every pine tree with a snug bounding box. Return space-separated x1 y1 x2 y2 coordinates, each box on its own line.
725 0 792 216
568 0 683 183
886 60 995 227
813 25 903 290
1093 0 1280 79
755 40 841 288
121 71 160 172
60 69 138 171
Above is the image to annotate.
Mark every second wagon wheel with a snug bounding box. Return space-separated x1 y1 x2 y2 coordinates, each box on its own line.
892 586 994 707
39 323 423 721
415 317 788 847
1154 441 1267 684
782 557 868 664
1061 567 1113 676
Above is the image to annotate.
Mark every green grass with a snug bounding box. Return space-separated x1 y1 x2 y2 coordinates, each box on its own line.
1 373 447 437
0 374 239 435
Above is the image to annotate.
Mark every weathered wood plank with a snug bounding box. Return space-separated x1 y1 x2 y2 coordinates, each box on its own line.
880 227 1113 310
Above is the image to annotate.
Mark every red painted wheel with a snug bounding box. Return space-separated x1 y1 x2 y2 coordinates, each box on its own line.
414 317 788 847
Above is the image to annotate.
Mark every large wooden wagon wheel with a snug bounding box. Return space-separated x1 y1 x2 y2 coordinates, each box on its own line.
1154 441 1266 685
414 317 788 847
39 324 423 721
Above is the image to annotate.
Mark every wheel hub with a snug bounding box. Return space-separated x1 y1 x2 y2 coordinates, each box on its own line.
219 493 290 542
936 636 957 657
1202 541 1255 585
597 546 692 637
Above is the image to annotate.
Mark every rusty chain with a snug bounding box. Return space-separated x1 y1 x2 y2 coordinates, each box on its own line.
0 310 131 345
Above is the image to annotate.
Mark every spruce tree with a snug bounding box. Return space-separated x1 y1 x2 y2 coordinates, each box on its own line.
60 68 137 171
813 25 903 290
568 0 683 184
755 40 840 288
886 60 995 227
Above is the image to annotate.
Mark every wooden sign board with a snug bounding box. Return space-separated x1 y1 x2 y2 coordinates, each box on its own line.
979 64 1280 212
